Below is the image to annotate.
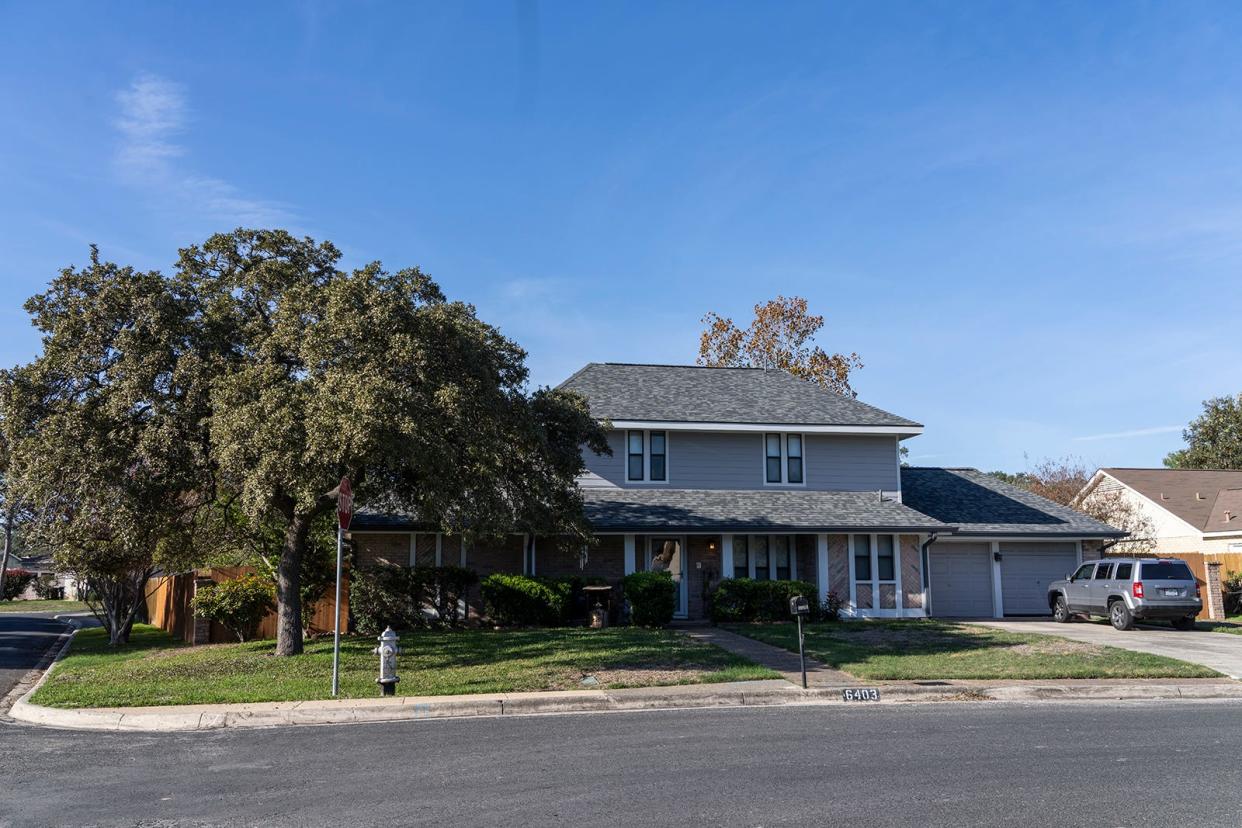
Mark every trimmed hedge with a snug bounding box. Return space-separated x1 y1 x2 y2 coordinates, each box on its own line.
708 578 821 622
481 574 571 627
351 564 478 635
623 571 677 627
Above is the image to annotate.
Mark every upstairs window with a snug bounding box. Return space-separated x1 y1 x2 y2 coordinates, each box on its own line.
627 432 644 481
764 433 806 485
626 430 668 483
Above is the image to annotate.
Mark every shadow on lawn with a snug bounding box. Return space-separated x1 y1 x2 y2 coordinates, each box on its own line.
757 620 1020 668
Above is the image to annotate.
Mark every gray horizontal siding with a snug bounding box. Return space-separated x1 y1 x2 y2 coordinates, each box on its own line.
582 430 900 492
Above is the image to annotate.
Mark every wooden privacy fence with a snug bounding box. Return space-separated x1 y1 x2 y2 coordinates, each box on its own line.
1105 551 1242 619
144 567 349 645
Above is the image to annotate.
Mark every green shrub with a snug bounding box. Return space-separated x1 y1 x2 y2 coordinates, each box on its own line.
708 578 820 622
33 573 64 600
1224 571 1242 617
821 590 845 621
191 575 276 642
480 574 571 627
350 564 478 635
2 569 36 601
623 571 677 627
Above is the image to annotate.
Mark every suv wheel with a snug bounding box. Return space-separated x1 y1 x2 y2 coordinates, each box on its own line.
1109 600 1135 631
1052 596 1072 623
1171 615 1197 631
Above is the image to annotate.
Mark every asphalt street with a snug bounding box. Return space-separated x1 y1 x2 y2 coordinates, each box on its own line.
0 613 69 699
3 698 1242 827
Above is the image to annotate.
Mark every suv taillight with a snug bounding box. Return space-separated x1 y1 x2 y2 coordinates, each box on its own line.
1194 581 1201 597
1133 581 1144 599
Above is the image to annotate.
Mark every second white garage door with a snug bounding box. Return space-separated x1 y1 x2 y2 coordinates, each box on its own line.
999 542 1079 616
929 543 994 618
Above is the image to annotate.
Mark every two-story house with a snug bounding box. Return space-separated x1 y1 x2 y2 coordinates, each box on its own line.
351 363 1121 620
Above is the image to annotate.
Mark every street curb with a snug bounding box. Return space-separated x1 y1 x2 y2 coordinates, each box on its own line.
11 676 1242 732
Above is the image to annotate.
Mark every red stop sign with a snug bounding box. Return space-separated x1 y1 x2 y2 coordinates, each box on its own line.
337 477 353 531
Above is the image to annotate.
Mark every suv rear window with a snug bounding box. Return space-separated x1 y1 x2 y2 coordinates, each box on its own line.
1114 563 1133 580
1140 562 1194 580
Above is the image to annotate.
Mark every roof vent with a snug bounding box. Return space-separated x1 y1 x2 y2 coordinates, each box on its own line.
1196 492 1204 500
1160 493 1168 500
1226 511 1236 523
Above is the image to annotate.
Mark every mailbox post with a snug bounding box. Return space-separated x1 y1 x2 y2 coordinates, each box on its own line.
789 595 810 689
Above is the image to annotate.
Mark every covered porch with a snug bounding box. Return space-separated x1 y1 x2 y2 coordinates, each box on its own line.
603 529 943 621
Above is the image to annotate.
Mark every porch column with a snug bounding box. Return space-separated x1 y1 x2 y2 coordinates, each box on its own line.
623 534 636 575
990 541 1004 618
720 534 734 579
816 533 829 605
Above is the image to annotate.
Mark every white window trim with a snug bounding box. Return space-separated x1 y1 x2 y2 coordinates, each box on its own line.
761 432 807 487
845 533 905 618
626 429 670 485
731 534 797 581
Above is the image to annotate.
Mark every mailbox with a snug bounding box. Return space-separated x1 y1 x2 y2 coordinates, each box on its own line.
789 595 810 616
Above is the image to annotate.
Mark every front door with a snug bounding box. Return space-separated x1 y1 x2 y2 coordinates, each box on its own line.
647 537 687 618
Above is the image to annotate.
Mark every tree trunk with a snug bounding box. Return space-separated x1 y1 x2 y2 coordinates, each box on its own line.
274 514 310 656
0 514 11 601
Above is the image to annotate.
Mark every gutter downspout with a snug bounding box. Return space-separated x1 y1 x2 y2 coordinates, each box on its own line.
921 532 939 616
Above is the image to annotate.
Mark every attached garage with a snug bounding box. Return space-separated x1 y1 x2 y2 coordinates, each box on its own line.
929 543 994 618
998 541 1079 616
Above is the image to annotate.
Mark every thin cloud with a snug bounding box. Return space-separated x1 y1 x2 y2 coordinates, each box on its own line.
113 73 294 226
1074 425 1183 442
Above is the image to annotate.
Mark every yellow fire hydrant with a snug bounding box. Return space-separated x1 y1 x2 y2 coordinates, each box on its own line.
373 626 401 696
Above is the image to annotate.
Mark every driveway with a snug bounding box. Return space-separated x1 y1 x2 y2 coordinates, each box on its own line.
971 619 1242 679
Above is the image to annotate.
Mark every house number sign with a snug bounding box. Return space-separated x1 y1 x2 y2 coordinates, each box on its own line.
842 688 881 702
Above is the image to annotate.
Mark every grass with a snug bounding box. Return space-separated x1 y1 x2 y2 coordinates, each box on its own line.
31 624 779 709
725 619 1220 680
0 599 88 614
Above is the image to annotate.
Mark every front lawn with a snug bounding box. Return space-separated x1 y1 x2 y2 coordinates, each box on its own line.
31 624 778 708
0 599 88 614
1193 616 1242 635
725 620 1219 680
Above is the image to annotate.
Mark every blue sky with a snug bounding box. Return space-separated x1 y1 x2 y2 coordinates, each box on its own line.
2 1 1240 472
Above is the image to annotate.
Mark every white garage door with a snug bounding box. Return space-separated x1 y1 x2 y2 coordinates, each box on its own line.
999 542 1079 616
929 543 994 618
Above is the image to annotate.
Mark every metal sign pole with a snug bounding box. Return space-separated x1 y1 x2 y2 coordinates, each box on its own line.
797 613 807 689
331 523 343 697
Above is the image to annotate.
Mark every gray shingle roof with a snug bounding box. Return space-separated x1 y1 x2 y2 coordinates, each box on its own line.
901 467 1123 538
582 487 953 533
558 363 921 429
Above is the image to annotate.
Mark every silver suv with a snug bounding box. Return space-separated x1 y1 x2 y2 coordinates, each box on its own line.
1047 558 1201 631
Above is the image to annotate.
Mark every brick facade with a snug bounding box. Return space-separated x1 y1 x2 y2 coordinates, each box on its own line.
900 534 923 609
352 532 409 567
828 534 850 601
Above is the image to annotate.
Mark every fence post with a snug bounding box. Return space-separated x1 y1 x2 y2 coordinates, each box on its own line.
190 575 215 645
1205 562 1225 621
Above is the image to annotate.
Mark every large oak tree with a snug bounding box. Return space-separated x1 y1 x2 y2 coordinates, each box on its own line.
182 229 607 655
1164 393 1242 470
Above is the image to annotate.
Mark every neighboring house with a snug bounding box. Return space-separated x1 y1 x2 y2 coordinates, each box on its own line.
1077 468 1242 558
350 363 1122 620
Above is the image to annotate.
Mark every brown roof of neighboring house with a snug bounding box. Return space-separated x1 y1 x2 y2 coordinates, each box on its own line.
1206 488 1242 533
1101 468 1242 531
